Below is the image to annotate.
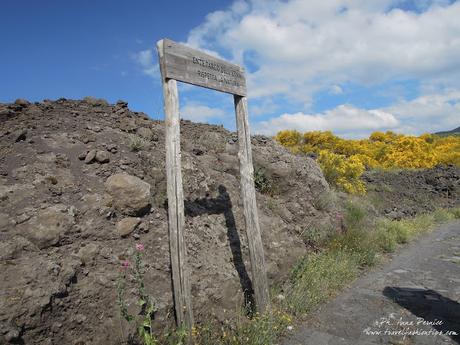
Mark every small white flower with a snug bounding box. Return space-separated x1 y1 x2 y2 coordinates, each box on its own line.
287 326 293 331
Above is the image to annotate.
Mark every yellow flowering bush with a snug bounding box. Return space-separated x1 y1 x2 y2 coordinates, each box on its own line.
274 130 302 149
381 136 437 168
275 129 460 194
318 151 366 194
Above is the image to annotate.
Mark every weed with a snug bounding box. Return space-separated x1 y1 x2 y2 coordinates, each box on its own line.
160 308 292 345
381 184 393 193
377 219 412 247
129 135 147 152
328 228 378 266
83 96 109 106
285 250 359 315
344 200 367 230
117 244 158 345
451 207 460 218
254 168 273 195
375 224 398 253
433 208 454 223
365 192 386 210
266 198 277 212
312 191 336 212
408 213 434 233
301 224 334 249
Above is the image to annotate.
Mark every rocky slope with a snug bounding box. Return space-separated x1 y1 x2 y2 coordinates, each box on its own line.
0 98 336 344
363 165 459 219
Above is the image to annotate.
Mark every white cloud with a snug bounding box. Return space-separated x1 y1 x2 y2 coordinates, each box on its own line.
330 85 344 95
186 0 460 103
386 89 460 133
181 103 226 122
133 49 158 78
255 89 460 137
256 104 399 137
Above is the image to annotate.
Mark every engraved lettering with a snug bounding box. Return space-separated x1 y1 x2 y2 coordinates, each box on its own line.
192 55 243 83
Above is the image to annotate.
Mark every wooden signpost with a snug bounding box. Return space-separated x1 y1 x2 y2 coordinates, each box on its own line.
157 39 269 329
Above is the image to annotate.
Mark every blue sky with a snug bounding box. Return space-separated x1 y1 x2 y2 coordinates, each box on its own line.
1 0 460 138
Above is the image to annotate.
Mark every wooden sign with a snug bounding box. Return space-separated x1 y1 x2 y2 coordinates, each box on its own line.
157 39 269 331
159 38 247 96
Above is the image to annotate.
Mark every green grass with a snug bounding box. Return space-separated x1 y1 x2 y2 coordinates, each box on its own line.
300 223 334 248
451 207 460 219
312 191 337 212
328 227 378 266
433 208 455 222
159 308 292 345
284 249 359 316
343 200 367 230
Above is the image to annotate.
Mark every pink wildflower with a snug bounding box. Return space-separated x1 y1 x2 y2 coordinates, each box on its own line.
135 243 145 252
121 260 130 269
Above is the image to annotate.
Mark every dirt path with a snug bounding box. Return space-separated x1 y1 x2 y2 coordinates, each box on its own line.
282 220 460 345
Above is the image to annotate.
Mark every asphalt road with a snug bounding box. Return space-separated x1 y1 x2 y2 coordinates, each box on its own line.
282 220 460 345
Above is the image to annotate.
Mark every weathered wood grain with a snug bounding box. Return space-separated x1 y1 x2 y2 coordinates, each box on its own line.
234 95 270 313
161 38 247 96
157 38 269 321
157 39 194 330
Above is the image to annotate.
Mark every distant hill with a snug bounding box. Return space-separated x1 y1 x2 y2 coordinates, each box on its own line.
434 126 460 136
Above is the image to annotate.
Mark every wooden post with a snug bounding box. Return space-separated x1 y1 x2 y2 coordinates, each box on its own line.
157 38 270 321
157 40 194 329
234 95 270 313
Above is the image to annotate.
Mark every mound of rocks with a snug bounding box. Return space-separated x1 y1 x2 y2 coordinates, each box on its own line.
363 165 460 218
0 98 336 344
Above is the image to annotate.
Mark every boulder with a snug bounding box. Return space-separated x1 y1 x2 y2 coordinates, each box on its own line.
12 129 27 142
116 217 141 237
76 242 99 265
14 99 30 107
105 173 151 215
84 149 97 164
19 205 73 249
95 150 110 164
137 127 153 140
116 100 128 108
78 152 87 160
